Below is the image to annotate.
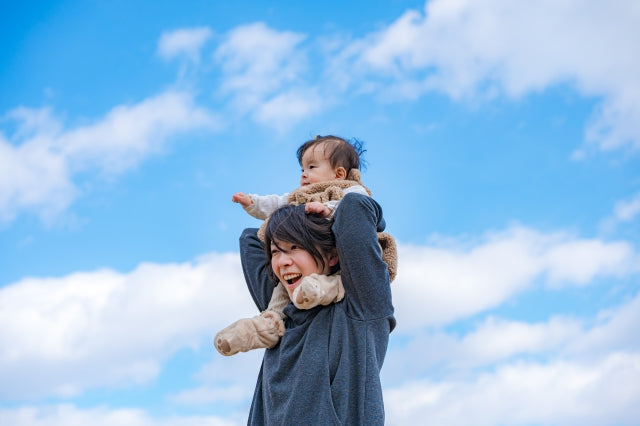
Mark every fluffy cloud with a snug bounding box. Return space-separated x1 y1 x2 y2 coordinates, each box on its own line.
385 292 640 381
213 22 322 129
158 27 213 63
214 23 307 99
599 191 640 234
0 91 219 223
614 192 640 223
342 0 640 154
384 352 640 426
0 405 238 426
0 253 253 400
393 225 638 329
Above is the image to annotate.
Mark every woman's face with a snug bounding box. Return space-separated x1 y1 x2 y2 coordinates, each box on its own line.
270 240 337 299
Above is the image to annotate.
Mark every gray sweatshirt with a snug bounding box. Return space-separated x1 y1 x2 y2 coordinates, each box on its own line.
240 193 395 425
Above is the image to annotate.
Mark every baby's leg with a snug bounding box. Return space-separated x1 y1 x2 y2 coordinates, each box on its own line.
293 273 344 309
214 310 285 356
265 282 290 318
214 284 288 356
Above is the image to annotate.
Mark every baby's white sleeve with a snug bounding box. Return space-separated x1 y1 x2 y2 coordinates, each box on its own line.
244 193 290 219
324 185 370 213
343 185 369 196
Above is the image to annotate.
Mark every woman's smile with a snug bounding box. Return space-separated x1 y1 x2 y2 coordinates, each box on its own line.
282 272 302 286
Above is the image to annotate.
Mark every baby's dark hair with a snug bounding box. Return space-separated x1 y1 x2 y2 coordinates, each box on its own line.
297 135 366 172
264 204 338 282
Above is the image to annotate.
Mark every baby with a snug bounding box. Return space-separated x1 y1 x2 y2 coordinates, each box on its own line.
214 135 396 356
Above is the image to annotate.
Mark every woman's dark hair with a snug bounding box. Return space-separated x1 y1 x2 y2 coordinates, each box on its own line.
264 204 338 281
296 135 367 172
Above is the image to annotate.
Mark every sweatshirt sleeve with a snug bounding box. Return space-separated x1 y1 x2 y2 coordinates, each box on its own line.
244 193 290 220
331 193 394 321
239 228 278 312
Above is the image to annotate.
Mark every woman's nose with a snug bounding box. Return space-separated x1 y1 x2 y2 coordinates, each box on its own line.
278 253 292 266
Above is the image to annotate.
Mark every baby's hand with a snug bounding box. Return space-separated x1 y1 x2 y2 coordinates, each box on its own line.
305 202 332 217
232 192 253 208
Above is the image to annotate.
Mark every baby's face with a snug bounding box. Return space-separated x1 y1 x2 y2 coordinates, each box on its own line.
299 144 340 186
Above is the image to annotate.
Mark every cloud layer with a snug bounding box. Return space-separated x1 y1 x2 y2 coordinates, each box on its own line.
0 252 250 400
2 226 638 410
0 91 219 223
393 225 638 329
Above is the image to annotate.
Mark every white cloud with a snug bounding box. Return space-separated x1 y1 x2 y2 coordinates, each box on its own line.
571 292 640 357
384 293 640 425
169 384 253 406
213 22 318 129
543 238 635 285
60 91 219 174
252 88 324 131
2 224 636 400
613 192 640 223
0 128 76 223
385 292 640 383
0 404 239 426
215 23 306 97
196 348 264 386
342 0 640 153
0 253 255 399
0 91 220 224
384 353 640 426
393 225 638 329
158 27 213 63
599 190 640 234
383 317 581 386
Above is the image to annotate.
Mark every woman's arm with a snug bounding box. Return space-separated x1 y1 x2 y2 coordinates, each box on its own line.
239 228 278 312
331 193 393 319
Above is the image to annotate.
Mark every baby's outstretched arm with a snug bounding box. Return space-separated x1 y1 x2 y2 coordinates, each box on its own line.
233 192 289 220
232 192 253 208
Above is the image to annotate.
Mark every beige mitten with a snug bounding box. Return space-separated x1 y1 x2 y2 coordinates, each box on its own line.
214 310 285 356
292 273 344 309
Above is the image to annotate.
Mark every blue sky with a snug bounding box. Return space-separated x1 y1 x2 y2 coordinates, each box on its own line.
1 0 640 424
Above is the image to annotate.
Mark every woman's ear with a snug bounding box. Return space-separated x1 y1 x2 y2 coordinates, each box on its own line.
334 167 347 180
328 249 339 267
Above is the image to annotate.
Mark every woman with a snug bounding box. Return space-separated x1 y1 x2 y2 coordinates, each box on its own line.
239 193 395 425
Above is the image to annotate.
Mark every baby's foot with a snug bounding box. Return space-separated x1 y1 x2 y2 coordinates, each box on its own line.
293 273 344 309
294 274 323 309
214 312 284 356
